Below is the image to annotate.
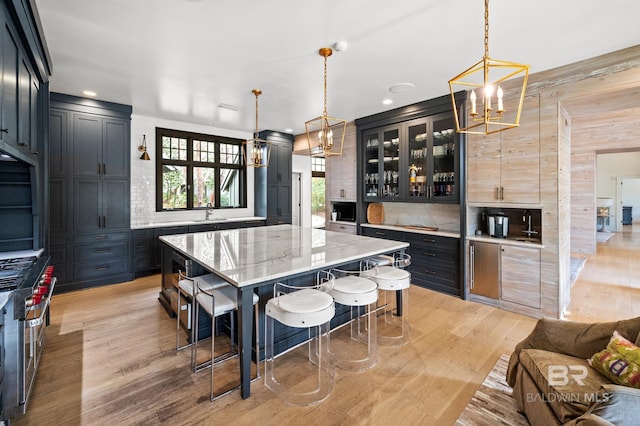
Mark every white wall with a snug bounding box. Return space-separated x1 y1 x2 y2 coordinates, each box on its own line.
292 154 312 228
130 114 253 226
596 152 640 225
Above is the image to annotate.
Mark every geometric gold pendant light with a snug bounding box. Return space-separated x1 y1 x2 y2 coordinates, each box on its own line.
448 0 530 135
306 47 346 157
242 89 271 168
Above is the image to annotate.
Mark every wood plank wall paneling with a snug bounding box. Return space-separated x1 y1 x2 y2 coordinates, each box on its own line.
467 44 640 318
557 105 572 314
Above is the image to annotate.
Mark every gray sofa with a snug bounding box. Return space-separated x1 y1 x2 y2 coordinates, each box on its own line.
507 317 640 425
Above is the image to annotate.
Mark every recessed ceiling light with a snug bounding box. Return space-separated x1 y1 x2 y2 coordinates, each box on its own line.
382 99 393 105
285 128 293 133
388 83 415 94
83 90 97 97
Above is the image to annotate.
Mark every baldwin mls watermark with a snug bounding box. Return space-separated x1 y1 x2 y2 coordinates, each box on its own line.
525 365 612 404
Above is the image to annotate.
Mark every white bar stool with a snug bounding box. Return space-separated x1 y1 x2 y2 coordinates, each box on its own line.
193 278 260 401
176 272 228 355
366 253 411 347
327 268 378 371
264 271 336 405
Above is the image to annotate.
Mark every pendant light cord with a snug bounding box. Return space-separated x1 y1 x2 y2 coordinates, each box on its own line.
323 54 328 116
484 0 490 59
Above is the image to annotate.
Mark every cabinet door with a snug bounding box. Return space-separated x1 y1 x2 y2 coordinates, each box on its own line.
49 177 68 235
430 114 458 202
406 119 428 199
103 118 128 178
1 21 19 146
18 58 31 149
73 178 101 232
73 114 102 177
103 179 129 229
49 109 68 176
500 94 541 204
469 241 499 299
362 129 382 200
380 127 401 200
29 79 39 155
467 132 501 203
501 245 541 309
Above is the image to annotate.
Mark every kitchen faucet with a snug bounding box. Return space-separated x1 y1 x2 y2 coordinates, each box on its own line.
205 203 215 220
522 210 539 237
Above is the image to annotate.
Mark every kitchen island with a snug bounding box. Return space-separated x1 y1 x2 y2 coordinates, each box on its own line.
159 224 409 398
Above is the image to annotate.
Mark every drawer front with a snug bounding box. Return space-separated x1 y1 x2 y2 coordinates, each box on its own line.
326 222 357 234
153 226 187 238
410 268 458 293
403 233 458 252
133 229 153 239
361 227 404 241
74 258 130 280
242 220 266 228
409 261 457 281
410 248 457 266
75 231 130 245
74 241 129 261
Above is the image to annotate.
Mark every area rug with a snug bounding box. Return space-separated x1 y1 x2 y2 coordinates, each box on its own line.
570 257 587 287
455 354 529 426
596 232 613 243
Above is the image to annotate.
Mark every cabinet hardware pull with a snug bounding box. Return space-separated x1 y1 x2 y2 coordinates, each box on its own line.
495 187 499 200
423 269 436 275
500 186 504 200
95 235 107 240
423 252 436 257
423 238 435 243
375 232 385 236
340 189 345 198
17 141 26 146
469 244 475 290
103 216 106 227
103 163 106 175
95 266 109 271
0 128 8 133
95 249 110 253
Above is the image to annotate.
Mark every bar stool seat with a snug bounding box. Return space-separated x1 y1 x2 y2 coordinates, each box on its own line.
367 253 411 347
176 273 228 352
371 266 411 290
265 273 336 406
328 272 378 371
194 283 260 401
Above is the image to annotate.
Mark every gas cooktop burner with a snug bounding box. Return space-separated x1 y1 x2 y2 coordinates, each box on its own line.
0 256 38 291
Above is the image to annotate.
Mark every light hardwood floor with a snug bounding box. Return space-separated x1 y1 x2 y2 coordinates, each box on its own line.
15 277 536 426
566 225 640 322
14 225 640 425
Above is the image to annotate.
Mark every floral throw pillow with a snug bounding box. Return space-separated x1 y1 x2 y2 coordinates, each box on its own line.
589 330 640 388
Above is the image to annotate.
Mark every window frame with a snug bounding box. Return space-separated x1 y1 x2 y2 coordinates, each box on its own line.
155 127 247 211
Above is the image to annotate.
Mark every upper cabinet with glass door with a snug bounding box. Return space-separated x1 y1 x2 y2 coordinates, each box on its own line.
363 126 402 201
357 93 464 204
403 114 459 203
429 114 458 202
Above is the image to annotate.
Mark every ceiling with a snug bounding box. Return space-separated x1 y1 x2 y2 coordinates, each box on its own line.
34 0 640 136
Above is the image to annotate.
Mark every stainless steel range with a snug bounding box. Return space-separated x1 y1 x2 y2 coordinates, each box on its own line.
0 250 56 422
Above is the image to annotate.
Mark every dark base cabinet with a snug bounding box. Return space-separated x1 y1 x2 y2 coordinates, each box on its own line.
134 219 266 277
361 227 461 297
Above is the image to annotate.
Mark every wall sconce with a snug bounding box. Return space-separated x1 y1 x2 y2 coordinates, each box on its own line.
138 135 151 160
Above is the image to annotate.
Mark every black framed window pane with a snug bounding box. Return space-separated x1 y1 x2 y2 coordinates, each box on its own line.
194 139 215 163
220 168 241 207
193 167 216 207
220 143 240 164
161 165 187 209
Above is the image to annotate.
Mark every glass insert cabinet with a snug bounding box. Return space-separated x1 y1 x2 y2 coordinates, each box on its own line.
361 111 459 203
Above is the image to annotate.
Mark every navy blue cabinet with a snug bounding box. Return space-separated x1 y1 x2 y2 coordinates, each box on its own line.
49 94 133 292
255 131 293 225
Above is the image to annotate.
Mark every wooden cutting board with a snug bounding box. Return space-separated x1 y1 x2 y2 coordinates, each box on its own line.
367 203 384 224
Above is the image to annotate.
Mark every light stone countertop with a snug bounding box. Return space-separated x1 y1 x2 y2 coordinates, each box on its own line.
159 224 409 287
131 216 266 229
361 223 460 239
